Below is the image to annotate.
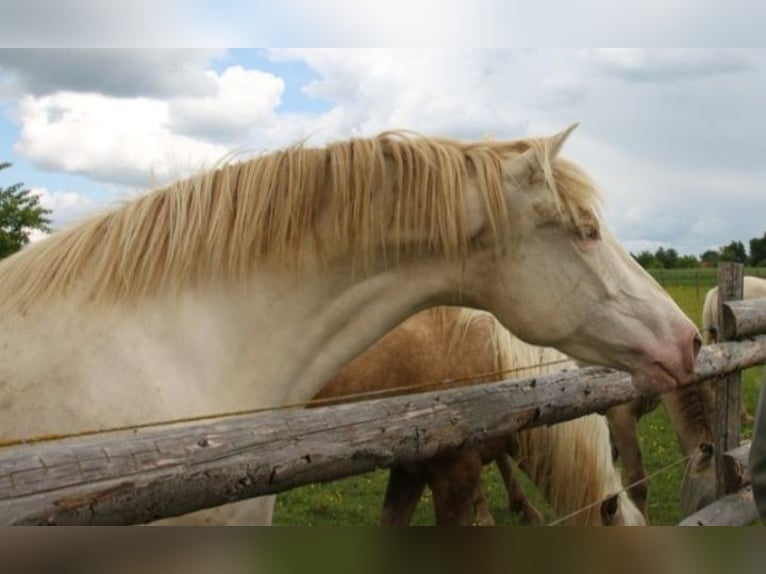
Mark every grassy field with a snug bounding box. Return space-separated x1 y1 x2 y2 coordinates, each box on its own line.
273 269 765 526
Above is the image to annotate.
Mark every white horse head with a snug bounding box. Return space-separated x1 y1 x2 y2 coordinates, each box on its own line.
457 125 700 392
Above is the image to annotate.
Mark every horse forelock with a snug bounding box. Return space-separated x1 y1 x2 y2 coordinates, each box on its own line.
0 132 600 309
674 384 715 438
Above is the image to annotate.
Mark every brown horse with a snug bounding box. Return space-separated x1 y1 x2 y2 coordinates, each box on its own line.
314 307 645 526
606 386 715 519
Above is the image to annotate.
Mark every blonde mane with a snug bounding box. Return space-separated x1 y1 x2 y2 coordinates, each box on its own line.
514 415 632 525
432 306 575 379
0 132 599 308
424 308 641 525
477 315 640 525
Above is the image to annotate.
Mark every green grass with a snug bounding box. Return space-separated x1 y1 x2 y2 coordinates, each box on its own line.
274 463 555 526
273 270 764 526
648 267 766 290
273 459 556 526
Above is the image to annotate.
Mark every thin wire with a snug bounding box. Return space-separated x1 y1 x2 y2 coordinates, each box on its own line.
545 451 694 526
0 357 575 449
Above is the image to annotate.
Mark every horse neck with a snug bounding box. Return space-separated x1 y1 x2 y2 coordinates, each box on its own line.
262 261 470 405
0 257 467 434
515 415 623 525
661 386 714 455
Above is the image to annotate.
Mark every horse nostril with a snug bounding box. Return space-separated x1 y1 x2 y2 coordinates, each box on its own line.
693 332 702 357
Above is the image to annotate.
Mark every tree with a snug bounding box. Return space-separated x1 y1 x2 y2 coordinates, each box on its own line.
719 240 747 264
0 162 51 259
655 247 679 269
749 232 766 267
700 249 719 267
677 254 699 268
633 250 658 269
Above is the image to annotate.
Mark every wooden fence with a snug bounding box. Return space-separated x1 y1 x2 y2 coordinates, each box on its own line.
1 264 766 525
679 263 766 525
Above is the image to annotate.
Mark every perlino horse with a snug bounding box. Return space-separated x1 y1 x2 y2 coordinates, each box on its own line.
0 126 699 524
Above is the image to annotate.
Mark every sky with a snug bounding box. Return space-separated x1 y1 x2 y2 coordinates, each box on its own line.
1 47 765 256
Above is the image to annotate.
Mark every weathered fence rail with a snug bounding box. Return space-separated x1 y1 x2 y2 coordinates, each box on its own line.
2 336 766 525
723 299 766 340
678 485 759 526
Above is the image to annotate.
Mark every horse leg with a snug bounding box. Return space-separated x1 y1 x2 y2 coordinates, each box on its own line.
606 404 649 521
495 453 543 524
380 466 427 526
472 482 496 526
428 451 484 525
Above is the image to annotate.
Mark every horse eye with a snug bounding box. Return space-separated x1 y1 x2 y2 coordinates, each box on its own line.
579 225 600 241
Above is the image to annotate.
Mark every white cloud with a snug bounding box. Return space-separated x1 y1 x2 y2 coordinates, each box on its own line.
271 49 532 139
10 65 291 186
32 187 92 212
546 125 766 256
539 71 590 107
14 92 228 187
29 187 99 232
168 66 284 141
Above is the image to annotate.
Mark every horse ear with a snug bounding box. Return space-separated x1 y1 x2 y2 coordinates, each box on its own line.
503 123 579 187
502 147 540 188
600 494 619 525
549 122 579 158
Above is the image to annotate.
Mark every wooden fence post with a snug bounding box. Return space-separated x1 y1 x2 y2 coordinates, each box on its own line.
716 262 744 497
